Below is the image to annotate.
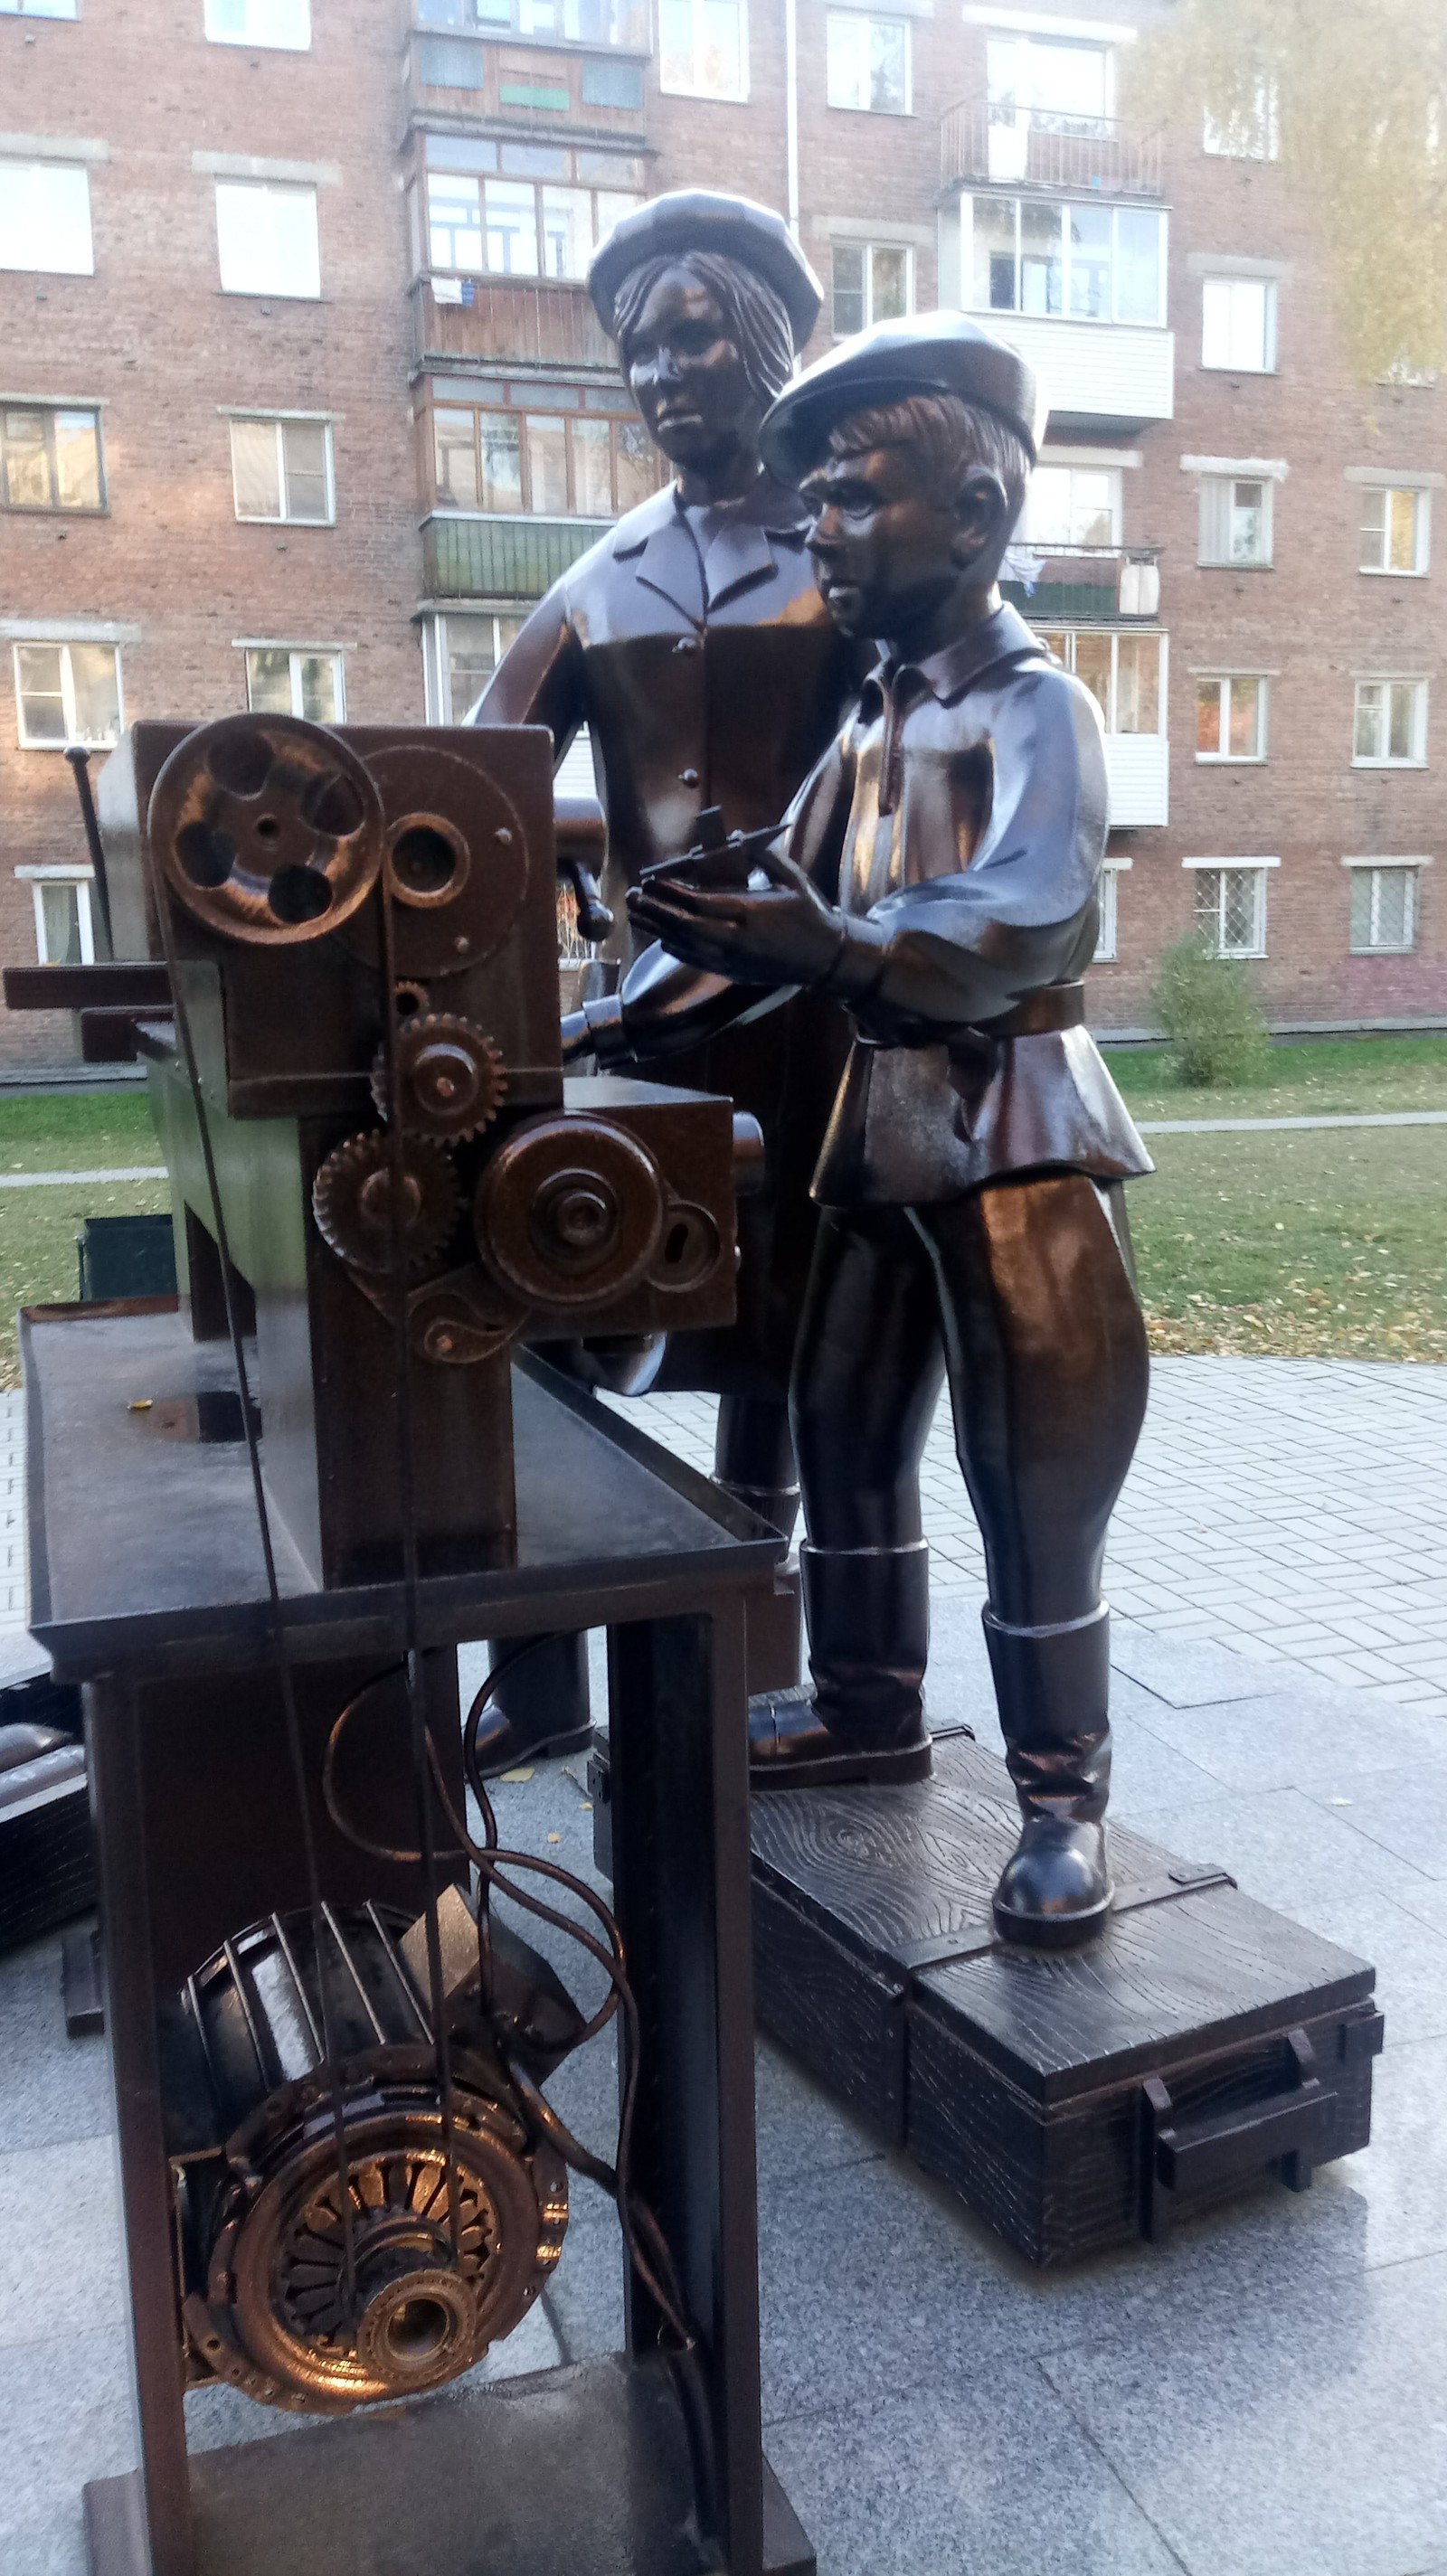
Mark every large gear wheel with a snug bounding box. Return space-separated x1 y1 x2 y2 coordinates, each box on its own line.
147 713 384 947
312 1131 460 1277
371 1014 507 1142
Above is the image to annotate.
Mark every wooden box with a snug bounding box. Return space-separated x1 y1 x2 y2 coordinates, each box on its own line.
749 1733 1382 2266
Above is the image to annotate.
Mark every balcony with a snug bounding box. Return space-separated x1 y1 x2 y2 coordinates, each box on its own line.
1103 734 1168 829
981 310 1173 428
941 101 1164 198
1002 545 1160 624
403 25 648 130
424 510 611 599
412 275 617 372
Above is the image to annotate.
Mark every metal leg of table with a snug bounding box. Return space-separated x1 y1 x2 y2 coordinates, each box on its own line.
607 1605 764 2576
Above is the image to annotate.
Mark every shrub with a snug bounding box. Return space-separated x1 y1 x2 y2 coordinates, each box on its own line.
1151 930 1271 1088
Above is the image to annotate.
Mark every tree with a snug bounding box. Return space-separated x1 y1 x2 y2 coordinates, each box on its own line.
1125 0 1447 384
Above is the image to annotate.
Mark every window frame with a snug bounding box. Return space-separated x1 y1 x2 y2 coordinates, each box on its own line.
0 0 80 16
1093 860 1124 963
985 31 1115 135
421 161 646 280
415 0 650 42
203 0 311 50
1195 674 1268 764
421 609 530 723
1022 460 1122 549
1351 676 1428 769
1345 858 1422 958
16 864 96 964
427 391 664 520
1202 75 1280 161
657 0 749 101
1358 484 1431 578
825 10 913 117
0 401 106 514
963 193 1168 330
830 240 914 337
229 414 336 525
0 158 95 278
242 644 346 722
1187 860 1271 960
1196 471 1272 567
12 638 123 750
1040 627 1168 738
1200 273 1277 373
213 178 321 301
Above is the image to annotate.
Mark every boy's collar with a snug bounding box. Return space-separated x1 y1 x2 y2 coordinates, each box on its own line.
867 602 1042 705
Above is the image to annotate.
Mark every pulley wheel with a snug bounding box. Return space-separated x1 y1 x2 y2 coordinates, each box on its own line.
474 1116 664 1309
147 713 384 945
336 746 532 981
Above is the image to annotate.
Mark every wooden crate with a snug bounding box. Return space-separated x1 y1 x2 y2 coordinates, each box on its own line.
749 1733 1382 2266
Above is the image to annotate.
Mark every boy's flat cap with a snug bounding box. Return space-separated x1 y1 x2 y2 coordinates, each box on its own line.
760 310 1046 482
588 190 822 350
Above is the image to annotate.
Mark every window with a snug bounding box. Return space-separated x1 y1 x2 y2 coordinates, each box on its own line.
431 396 660 516
0 405 104 511
0 160 93 276
244 646 344 722
827 13 910 115
967 196 1164 327
1196 676 1267 761
1022 464 1120 548
1201 276 1276 372
418 0 648 38
214 182 320 299
987 33 1112 135
831 242 911 336
1203 76 1279 160
0 0 79 17
230 418 334 523
1093 863 1120 962
1041 630 1164 735
1359 486 1430 575
17 869 96 964
1348 863 1420 957
1353 679 1426 766
1193 865 1267 958
658 0 747 99
204 0 310 48
1196 474 1272 566
421 611 527 723
423 158 643 278
13 641 122 748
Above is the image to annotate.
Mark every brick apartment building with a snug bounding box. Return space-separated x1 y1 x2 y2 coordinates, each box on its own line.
2 0 1443 1069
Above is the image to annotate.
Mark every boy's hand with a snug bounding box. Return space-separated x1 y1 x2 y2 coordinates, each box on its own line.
627 847 847 987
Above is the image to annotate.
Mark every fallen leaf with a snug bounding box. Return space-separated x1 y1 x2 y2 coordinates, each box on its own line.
498 1767 534 1785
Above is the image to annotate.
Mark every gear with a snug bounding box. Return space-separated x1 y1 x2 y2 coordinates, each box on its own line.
147 713 384 947
312 1131 459 1276
371 1014 507 1141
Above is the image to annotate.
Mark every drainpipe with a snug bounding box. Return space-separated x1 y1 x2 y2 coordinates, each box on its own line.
784 0 800 241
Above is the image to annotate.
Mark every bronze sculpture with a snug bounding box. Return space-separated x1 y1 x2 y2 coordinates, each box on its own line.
471 190 860 1756
588 314 1154 1949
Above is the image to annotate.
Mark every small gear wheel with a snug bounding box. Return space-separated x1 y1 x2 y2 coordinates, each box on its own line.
312 1131 460 1276
372 1014 507 1142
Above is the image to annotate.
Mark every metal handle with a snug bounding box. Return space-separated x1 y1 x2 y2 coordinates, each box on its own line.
1142 2027 1333 2240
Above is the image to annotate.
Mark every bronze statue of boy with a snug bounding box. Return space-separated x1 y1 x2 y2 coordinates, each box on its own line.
601 313 1154 1948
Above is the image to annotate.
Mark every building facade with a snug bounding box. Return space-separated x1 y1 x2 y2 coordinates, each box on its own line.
2 0 1443 1067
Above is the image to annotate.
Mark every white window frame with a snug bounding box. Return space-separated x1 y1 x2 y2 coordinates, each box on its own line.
0 0 80 16
1042 628 1167 738
1183 857 1275 960
0 159 94 277
1358 484 1431 577
229 415 336 524
1202 76 1279 161
830 241 914 336
825 11 913 116
1201 274 1276 373
241 644 346 722
213 180 321 300
1093 856 1128 961
1196 472 1272 567
0 401 107 513
16 864 96 963
12 638 123 749
962 195 1168 330
985 31 1116 130
1342 856 1425 958
1195 674 1268 764
1352 676 1427 769
203 0 311 49
1023 460 1122 548
657 0 749 101
421 609 527 722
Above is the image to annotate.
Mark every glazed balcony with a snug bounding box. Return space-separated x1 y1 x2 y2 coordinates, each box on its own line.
423 509 610 599
403 22 648 129
941 100 1164 198
412 274 616 371
1002 544 1161 624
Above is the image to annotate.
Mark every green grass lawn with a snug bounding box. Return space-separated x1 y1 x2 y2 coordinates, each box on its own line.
2 1062 1445 1388
1104 1033 1447 1123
